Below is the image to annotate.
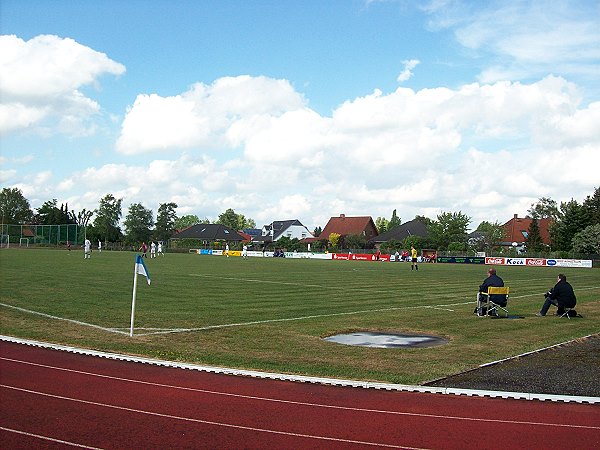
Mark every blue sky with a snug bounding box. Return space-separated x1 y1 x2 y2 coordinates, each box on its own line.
1 0 599 231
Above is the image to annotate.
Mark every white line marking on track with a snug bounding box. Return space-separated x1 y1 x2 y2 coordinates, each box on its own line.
2 358 598 430
0 385 426 449
0 426 103 449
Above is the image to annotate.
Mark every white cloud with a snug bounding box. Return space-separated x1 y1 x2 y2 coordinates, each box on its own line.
116 75 306 154
397 59 420 82
424 1 600 83
20 72 600 230
0 34 125 135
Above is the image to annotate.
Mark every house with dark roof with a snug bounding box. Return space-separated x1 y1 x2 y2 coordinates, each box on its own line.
310 214 378 243
368 218 428 244
170 223 244 243
254 220 313 243
502 214 552 245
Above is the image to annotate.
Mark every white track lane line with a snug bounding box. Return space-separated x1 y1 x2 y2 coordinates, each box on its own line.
0 385 425 450
0 426 103 449
2 357 598 430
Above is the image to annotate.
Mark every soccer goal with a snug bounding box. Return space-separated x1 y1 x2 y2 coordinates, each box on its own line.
0 234 9 249
19 237 29 247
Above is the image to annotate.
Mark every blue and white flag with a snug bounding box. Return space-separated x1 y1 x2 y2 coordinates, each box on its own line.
135 255 151 285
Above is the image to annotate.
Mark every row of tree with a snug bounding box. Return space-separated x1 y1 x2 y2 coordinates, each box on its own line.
1 186 598 254
0 188 256 246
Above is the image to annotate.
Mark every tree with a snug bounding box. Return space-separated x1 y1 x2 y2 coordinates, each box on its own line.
0 187 33 224
154 202 178 241
313 226 322 237
375 217 389 234
92 194 122 243
528 197 560 220
402 235 423 251
474 221 505 252
69 208 94 226
427 211 471 250
388 209 401 231
217 208 255 230
174 214 202 229
344 233 367 250
328 232 341 250
552 199 591 251
275 236 304 252
35 199 72 225
380 239 403 253
583 187 600 225
571 224 600 254
123 203 154 244
525 218 544 252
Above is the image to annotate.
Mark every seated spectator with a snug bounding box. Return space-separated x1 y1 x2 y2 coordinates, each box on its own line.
537 274 576 316
477 267 505 316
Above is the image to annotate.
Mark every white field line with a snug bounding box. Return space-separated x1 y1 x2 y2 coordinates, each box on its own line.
0 303 128 335
2 285 598 337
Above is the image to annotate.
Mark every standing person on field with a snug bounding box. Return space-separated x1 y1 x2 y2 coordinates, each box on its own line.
411 246 418 270
150 241 156 258
537 274 577 317
157 241 164 257
225 243 229 257
242 244 248 259
139 242 148 258
98 240 102 252
84 238 91 259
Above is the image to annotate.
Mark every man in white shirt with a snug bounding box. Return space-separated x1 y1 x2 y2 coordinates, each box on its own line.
84 239 91 259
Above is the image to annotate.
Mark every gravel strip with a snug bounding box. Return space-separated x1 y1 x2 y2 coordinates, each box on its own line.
426 334 600 397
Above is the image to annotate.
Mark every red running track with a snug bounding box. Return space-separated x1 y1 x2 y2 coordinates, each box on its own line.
1 340 599 449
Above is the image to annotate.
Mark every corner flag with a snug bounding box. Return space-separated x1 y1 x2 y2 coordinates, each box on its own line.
130 255 151 337
135 255 151 285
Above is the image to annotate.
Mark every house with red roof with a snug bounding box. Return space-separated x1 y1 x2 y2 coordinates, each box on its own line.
307 214 378 244
502 214 552 245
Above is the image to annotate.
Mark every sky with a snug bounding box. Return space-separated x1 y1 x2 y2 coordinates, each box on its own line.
1 0 599 232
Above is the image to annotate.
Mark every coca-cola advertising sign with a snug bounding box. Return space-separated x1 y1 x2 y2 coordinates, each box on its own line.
485 257 505 265
526 258 546 266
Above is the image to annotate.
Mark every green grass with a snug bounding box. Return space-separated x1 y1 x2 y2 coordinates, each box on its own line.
1 248 599 385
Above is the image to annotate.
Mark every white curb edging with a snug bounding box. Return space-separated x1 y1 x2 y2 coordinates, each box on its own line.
2 335 598 404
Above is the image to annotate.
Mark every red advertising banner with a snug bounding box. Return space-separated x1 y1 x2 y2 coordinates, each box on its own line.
332 253 391 262
485 257 505 265
526 258 547 266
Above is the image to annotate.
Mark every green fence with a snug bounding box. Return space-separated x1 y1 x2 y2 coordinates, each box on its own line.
0 224 87 247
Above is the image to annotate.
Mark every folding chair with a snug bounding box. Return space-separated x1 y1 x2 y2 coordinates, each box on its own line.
480 287 510 317
559 307 575 319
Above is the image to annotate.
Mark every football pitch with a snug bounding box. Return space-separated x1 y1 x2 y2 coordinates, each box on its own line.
1 248 598 385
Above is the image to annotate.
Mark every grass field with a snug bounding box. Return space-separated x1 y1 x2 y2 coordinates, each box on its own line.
1 248 599 385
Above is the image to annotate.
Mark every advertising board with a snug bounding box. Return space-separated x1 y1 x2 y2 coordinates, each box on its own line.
485 256 592 268
438 256 485 264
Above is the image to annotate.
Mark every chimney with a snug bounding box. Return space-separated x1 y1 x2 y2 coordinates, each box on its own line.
340 214 345 219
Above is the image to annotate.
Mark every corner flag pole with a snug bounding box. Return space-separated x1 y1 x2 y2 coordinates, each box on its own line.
130 255 151 337
130 262 139 337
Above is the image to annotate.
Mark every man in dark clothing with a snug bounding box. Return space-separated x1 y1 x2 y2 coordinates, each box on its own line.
537 274 577 316
476 267 505 316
